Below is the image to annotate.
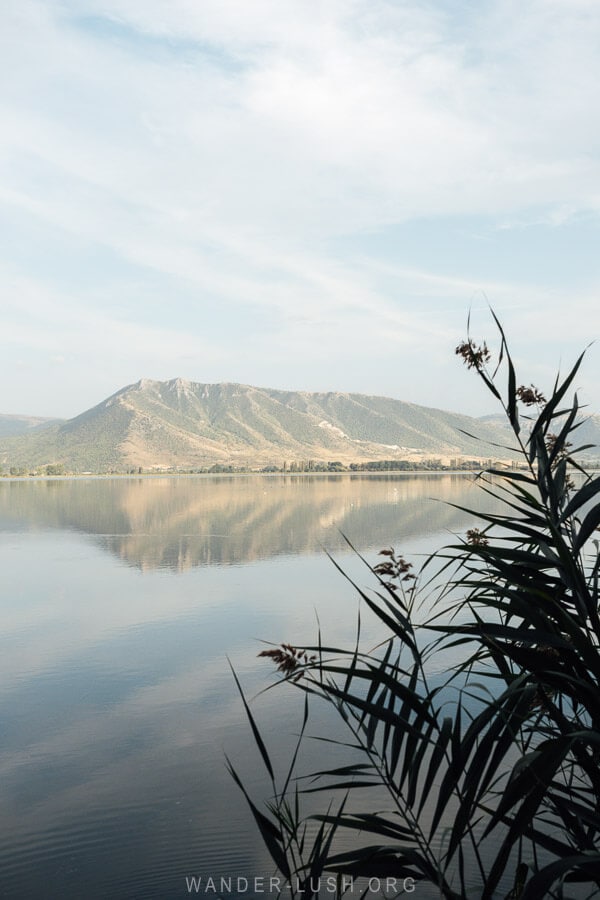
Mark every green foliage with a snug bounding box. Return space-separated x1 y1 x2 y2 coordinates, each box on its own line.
45 463 65 476
348 459 488 471
230 317 600 898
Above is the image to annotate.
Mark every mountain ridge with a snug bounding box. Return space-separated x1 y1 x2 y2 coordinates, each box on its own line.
1 378 597 473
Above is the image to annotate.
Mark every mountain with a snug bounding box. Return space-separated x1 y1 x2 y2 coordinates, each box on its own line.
576 414 600 449
478 412 600 452
0 414 63 437
0 378 535 473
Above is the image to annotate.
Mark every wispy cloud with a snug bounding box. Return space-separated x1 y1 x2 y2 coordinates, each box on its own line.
0 0 599 415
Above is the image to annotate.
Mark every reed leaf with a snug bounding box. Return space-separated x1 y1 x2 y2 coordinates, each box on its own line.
230 314 600 898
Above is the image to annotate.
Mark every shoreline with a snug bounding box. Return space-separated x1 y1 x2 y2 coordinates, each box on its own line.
0 468 519 483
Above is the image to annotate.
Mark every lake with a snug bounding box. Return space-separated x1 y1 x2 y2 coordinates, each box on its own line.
0 473 509 899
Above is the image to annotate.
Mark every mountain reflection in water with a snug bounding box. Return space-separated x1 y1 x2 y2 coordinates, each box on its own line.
0 473 498 571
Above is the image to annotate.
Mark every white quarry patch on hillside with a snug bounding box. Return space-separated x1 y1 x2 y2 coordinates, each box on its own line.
317 420 424 452
318 420 348 438
353 438 423 452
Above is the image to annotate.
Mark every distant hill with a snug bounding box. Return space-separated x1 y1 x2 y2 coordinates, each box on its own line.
0 378 542 473
0 414 63 437
576 414 600 449
478 411 600 453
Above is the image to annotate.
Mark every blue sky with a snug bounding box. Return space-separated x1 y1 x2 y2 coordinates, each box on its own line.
2 0 600 418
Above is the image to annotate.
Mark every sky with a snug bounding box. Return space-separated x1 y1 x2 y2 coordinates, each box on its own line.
1 0 600 419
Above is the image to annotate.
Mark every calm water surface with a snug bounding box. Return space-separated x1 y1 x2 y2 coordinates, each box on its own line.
0 474 506 899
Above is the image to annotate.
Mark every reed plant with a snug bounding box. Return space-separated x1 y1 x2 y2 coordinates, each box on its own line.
229 314 600 899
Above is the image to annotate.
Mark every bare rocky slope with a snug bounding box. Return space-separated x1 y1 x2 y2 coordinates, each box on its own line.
0 377 550 472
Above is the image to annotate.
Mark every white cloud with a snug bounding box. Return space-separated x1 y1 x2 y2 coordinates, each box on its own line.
0 0 599 414
4 0 600 231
